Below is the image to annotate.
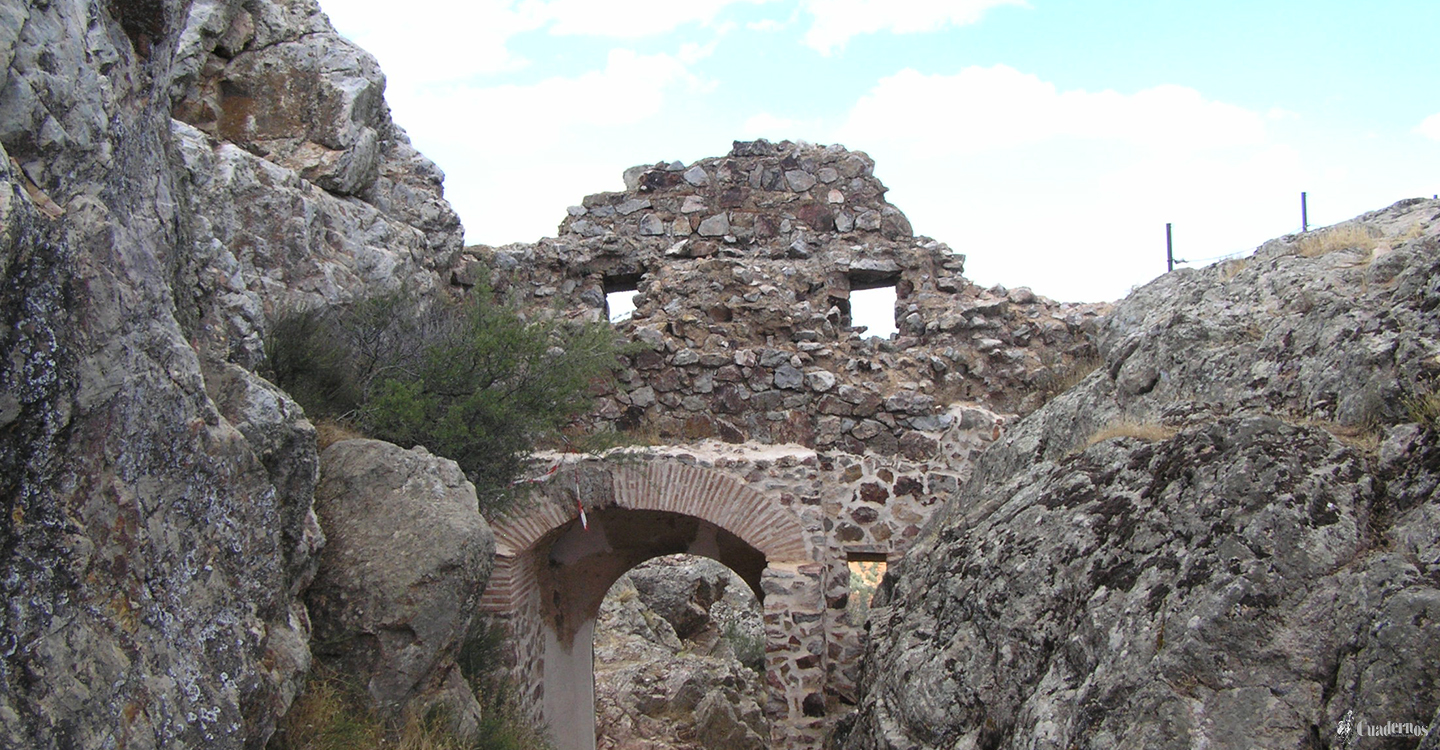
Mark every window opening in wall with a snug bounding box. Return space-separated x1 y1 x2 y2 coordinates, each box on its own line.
846 270 899 338
845 553 887 625
604 274 642 324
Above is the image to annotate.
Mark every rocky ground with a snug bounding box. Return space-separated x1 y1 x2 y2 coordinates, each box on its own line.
832 200 1440 749
593 556 770 750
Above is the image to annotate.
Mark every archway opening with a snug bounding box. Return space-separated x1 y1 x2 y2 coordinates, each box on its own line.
538 507 767 644
593 554 768 749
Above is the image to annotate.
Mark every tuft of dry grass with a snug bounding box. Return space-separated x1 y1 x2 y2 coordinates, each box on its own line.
1036 355 1102 406
1396 222 1427 243
272 674 386 750
1300 418 1384 453
1084 421 1177 449
1406 388 1440 429
273 671 534 750
315 419 367 450
1219 257 1250 282
1293 225 1379 258
1052 356 1102 395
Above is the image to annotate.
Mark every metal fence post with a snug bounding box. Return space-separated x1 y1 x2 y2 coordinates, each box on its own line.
1166 223 1174 272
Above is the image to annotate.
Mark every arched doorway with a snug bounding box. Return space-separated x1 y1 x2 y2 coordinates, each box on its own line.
480 456 820 750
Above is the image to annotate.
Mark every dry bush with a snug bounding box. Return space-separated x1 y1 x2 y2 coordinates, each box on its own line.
1051 356 1102 396
315 419 367 450
272 665 552 750
1293 225 1379 258
271 673 385 750
1084 421 1177 448
1035 355 1102 405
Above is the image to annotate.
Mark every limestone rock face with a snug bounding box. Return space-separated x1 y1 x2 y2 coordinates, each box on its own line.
627 555 737 640
594 557 769 750
832 201 1440 749
307 439 495 735
0 0 462 747
169 0 462 369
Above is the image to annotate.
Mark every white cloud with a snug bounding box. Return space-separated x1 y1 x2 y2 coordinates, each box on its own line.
322 0 546 84
678 40 719 64
801 0 1025 54
321 0 775 87
534 0 779 37
830 65 1289 301
385 49 707 244
400 49 698 141
1416 112 1440 141
838 66 1265 158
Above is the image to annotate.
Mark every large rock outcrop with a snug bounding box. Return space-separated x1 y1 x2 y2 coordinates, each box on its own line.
0 0 462 746
307 439 495 737
833 201 1440 748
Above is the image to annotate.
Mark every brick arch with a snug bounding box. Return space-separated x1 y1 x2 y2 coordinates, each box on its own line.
489 458 809 564
478 456 820 750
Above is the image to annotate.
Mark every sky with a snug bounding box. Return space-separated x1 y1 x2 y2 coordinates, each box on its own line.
319 0 1440 303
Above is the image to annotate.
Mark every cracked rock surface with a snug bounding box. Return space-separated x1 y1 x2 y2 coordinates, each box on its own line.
0 0 462 747
832 201 1440 749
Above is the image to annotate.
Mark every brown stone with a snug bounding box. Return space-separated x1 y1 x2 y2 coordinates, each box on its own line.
683 415 717 440
893 475 923 498
634 349 664 370
858 483 889 505
713 385 747 414
796 202 835 231
719 186 748 209
716 419 747 443
653 368 686 392
898 431 939 461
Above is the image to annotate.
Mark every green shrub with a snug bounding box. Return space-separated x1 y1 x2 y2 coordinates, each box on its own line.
265 287 622 517
458 618 554 750
723 621 766 675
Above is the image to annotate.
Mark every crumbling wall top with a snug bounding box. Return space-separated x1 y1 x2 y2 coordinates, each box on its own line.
455 140 1109 452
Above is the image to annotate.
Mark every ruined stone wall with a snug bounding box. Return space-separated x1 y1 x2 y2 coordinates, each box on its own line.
469 140 1107 455
474 140 1110 747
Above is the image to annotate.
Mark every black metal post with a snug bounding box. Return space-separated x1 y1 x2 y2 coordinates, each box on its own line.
1302 192 1308 232
1166 223 1174 272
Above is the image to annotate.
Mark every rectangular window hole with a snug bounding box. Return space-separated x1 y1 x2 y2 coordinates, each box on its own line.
845 554 887 622
604 274 642 324
849 285 896 338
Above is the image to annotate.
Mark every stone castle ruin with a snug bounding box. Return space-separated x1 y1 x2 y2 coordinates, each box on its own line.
472 139 1109 749
9 1 1437 748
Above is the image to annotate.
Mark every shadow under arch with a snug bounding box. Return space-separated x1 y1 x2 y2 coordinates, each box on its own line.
481 456 814 750
540 506 768 644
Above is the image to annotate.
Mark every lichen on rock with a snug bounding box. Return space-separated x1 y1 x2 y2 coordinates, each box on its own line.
832 200 1440 750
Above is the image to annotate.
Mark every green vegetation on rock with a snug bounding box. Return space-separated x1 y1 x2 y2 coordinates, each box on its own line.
266 287 622 516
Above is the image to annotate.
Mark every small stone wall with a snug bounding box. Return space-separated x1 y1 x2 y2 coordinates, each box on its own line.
482 419 1005 749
